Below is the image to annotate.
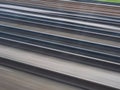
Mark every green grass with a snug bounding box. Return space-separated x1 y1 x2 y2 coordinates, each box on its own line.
97 0 120 3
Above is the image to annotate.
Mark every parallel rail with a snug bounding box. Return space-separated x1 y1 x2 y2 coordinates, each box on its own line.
0 0 120 16
0 5 120 42
0 25 120 72
1 58 118 90
0 3 120 71
0 2 120 90
1 4 120 26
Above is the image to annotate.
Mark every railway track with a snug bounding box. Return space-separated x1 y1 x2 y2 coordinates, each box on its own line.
0 46 120 90
0 66 83 90
0 4 120 70
0 4 120 41
0 1 120 90
0 0 120 16
0 25 120 71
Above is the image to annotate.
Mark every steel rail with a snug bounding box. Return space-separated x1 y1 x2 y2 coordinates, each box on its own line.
1 19 119 50
1 2 120 20
1 8 119 30
0 1 120 90
1 58 118 90
0 66 84 90
1 0 119 16
0 25 119 56
0 44 120 88
1 4 120 26
0 31 120 63
1 11 119 34
0 31 119 72
0 13 120 42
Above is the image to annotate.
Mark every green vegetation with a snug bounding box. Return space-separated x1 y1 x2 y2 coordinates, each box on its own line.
97 0 120 3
